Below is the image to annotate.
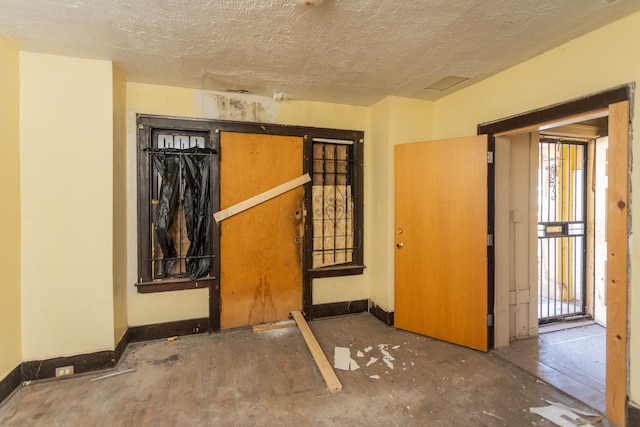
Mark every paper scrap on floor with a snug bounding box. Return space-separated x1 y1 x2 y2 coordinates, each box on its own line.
334 347 360 371
530 401 602 427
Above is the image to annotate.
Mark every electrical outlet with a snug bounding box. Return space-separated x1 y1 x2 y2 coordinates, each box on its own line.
55 366 74 377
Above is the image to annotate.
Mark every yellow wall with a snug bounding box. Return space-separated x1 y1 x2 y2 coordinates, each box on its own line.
368 98 391 311
0 37 22 380
369 96 434 310
112 65 128 344
432 10 640 407
20 52 116 359
126 83 371 325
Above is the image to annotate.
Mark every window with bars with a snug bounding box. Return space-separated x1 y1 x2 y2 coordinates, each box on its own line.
147 131 215 280
136 116 219 292
311 139 356 268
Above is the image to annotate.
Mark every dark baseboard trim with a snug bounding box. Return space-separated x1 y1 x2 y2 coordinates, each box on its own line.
628 402 640 426
312 299 368 319
0 364 22 404
128 317 209 343
22 350 116 382
0 317 209 407
369 303 394 326
114 328 131 364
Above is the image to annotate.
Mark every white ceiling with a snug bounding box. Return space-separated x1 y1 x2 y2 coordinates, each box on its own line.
1 0 639 106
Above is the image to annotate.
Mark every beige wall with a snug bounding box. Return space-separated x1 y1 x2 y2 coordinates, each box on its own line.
112 65 128 344
368 96 434 311
431 10 640 407
20 52 116 360
126 84 370 325
0 37 22 380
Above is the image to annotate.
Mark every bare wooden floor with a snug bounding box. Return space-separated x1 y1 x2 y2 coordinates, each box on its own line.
0 314 611 426
494 321 606 414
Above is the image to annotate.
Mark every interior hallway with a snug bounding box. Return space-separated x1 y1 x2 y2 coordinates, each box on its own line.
494 321 606 414
0 314 611 426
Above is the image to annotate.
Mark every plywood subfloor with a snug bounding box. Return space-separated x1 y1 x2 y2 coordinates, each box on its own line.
0 314 612 426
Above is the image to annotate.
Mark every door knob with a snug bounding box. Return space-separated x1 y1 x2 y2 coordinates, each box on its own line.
396 242 404 249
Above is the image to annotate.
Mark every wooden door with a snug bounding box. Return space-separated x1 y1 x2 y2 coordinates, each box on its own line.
394 135 489 351
220 132 304 329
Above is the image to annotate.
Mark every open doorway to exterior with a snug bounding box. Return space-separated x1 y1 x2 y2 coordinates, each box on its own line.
530 123 608 414
480 85 631 425
537 137 588 323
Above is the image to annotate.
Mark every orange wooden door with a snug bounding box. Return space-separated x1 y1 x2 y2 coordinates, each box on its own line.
220 132 304 329
394 135 489 351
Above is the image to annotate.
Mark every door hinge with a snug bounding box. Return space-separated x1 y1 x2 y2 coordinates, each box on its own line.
487 314 494 327
487 234 494 246
487 151 494 164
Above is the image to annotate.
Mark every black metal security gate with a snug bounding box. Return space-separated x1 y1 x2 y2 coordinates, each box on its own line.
538 137 587 323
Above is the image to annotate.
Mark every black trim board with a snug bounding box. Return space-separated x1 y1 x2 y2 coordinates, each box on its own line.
21 328 133 382
22 350 116 382
311 299 395 327
629 402 640 427
312 300 368 318
129 317 209 342
477 84 632 135
0 364 21 404
0 317 209 406
370 303 394 326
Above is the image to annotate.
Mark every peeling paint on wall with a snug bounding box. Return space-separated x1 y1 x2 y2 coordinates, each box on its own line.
196 90 278 123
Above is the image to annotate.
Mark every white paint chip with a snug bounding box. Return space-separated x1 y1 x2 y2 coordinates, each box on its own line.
366 357 378 367
369 375 380 380
334 347 351 371
378 344 395 369
356 350 364 358
529 403 600 427
392 345 400 350
334 346 360 371
364 346 372 353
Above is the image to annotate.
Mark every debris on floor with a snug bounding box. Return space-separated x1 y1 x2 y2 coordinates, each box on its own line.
291 311 342 393
90 368 136 382
529 401 602 427
378 344 395 369
482 410 504 421
334 343 406 377
334 347 360 371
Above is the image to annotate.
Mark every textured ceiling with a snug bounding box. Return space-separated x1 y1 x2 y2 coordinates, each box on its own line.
1 0 640 106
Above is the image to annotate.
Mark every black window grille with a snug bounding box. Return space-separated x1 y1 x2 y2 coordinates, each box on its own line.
311 139 356 268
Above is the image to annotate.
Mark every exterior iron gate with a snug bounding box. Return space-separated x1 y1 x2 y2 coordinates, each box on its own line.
537 138 587 323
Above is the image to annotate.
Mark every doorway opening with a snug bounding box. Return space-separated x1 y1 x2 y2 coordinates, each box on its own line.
479 84 630 425
537 137 588 323
532 126 609 413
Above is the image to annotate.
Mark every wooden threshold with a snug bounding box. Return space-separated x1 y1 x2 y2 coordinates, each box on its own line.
252 320 296 333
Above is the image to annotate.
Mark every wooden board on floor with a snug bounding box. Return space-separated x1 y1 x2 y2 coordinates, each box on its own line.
291 311 342 393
